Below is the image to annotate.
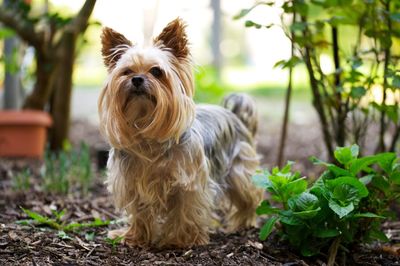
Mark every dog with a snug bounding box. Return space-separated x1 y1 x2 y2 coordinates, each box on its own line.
98 18 263 248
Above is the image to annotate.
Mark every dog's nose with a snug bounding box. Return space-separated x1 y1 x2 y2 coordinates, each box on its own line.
131 76 144 88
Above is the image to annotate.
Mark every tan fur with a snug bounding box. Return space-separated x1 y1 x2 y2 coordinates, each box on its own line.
154 18 190 60
98 18 263 248
101 27 132 71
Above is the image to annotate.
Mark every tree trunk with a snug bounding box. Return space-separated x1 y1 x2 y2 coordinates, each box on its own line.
3 36 22 109
23 51 56 110
49 32 76 150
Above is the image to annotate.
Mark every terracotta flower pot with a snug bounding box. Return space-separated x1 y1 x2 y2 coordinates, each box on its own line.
0 110 52 158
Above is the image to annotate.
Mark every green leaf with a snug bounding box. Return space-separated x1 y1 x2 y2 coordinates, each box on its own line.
290 22 307 31
385 105 399 123
313 228 341 238
328 165 352 177
334 145 359 165
359 174 374 185
283 178 308 197
0 28 16 39
371 176 390 196
392 75 400 88
392 172 400 185
259 216 279 241
326 176 369 198
390 12 400 22
274 57 302 69
293 208 321 219
369 229 389 242
245 20 262 29
234 2 273 20
349 156 378 175
252 173 270 188
300 243 320 257
310 157 351 177
57 231 72 240
352 212 385 219
279 211 304 225
350 86 366 99
288 192 319 212
256 200 280 215
332 184 359 203
293 2 308 16
329 200 354 218
375 153 397 173
85 232 95 241
269 174 290 190
281 161 295 173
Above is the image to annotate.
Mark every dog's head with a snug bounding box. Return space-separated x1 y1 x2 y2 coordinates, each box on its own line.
98 18 195 149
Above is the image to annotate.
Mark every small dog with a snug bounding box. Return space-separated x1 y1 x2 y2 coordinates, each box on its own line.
98 18 263 248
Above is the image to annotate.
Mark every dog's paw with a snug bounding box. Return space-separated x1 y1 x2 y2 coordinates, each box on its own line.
107 228 127 240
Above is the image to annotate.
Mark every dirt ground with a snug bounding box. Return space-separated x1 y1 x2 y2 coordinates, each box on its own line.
0 120 399 265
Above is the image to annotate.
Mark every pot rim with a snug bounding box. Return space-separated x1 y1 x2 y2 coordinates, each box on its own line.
0 110 52 127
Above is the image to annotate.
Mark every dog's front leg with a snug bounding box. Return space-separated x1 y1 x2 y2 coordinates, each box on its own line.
159 182 212 248
108 206 156 247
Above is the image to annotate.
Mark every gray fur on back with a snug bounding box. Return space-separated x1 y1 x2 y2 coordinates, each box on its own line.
192 105 253 181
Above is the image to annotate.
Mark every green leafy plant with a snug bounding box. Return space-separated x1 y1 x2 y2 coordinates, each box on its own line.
254 144 399 261
43 142 93 195
12 168 31 191
18 207 110 232
105 236 124 251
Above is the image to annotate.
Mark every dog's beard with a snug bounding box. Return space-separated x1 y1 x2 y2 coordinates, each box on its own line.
99 67 196 151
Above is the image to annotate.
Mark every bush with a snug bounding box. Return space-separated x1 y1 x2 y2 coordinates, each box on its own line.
254 144 400 259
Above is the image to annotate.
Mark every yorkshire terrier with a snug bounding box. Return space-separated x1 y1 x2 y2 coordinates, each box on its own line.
98 18 263 248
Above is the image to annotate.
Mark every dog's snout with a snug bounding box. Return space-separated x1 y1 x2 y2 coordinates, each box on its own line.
132 76 144 88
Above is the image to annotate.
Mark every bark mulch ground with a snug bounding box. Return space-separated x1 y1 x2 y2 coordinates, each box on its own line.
0 120 399 265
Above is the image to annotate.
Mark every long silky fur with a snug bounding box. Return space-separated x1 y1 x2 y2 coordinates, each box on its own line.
99 18 263 248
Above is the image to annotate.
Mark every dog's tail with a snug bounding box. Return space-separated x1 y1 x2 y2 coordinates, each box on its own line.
222 93 258 136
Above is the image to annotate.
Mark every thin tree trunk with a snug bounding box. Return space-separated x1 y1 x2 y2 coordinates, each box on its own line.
277 11 296 167
49 33 75 150
332 26 346 147
23 52 56 110
211 0 222 81
377 0 392 152
389 124 400 152
301 15 334 159
3 36 21 109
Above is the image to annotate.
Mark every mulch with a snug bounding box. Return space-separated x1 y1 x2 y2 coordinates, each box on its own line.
0 120 399 265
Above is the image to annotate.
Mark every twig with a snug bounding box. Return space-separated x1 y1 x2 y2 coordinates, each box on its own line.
327 237 341 266
91 205 119 220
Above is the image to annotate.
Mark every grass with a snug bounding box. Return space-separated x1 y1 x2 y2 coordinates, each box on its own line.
43 141 93 195
12 169 31 191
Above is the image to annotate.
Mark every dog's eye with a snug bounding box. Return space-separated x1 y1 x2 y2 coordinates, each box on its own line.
123 69 132 76
149 67 162 78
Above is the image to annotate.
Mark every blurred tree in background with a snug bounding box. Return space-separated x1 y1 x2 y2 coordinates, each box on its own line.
0 0 96 150
237 0 400 162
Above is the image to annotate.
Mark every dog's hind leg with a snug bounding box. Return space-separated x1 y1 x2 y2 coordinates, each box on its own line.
223 141 263 231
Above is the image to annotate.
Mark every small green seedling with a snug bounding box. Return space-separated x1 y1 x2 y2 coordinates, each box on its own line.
43 141 93 195
18 208 111 232
105 236 124 251
12 169 31 191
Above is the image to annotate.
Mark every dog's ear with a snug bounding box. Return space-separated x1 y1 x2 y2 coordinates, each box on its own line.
154 18 189 59
101 27 132 71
